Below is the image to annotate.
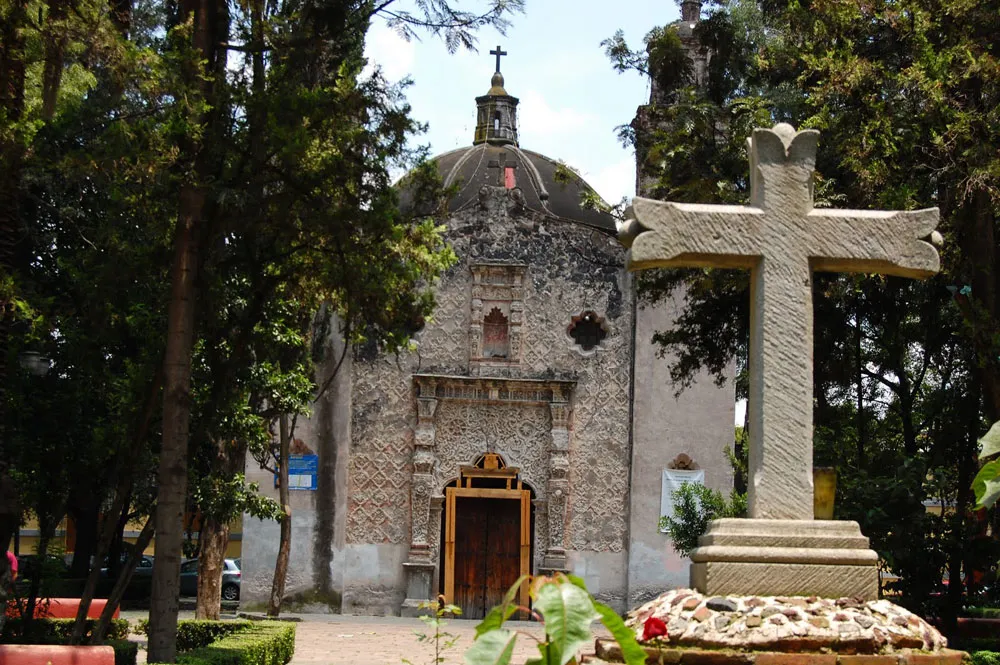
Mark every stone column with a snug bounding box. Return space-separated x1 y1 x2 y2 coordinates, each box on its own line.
541 397 570 573
402 380 438 616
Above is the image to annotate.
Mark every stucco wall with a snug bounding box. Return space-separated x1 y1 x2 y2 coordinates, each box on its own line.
627 290 735 606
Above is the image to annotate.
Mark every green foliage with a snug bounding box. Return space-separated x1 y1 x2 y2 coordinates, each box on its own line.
608 0 1000 618
145 621 293 665
178 621 295 665
975 421 1000 509
965 607 1000 619
971 652 1000 665
403 599 462 665
1 617 130 642
108 638 139 665
467 574 645 665
134 619 253 652
532 580 599 665
659 482 747 558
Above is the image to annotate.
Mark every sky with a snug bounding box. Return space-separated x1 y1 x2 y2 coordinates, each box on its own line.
362 1 746 423
362 0 683 205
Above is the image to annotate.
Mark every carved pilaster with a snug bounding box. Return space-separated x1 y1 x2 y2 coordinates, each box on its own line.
404 382 439 612
543 399 571 572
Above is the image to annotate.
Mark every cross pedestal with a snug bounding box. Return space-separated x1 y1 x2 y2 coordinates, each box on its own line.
621 123 941 599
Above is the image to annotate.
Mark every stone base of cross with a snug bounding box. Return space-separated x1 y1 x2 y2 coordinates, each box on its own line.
690 518 878 599
621 123 940 599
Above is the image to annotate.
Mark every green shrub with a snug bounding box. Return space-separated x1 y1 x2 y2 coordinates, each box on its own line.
107 638 139 665
148 621 296 665
971 651 1000 665
965 607 1000 619
134 619 253 652
1 617 130 642
658 482 748 557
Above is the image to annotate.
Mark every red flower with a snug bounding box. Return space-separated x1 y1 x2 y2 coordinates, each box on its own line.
642 616 668 641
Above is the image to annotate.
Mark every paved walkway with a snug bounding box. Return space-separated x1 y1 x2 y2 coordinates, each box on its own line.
285 614 551 665
124 612 605 665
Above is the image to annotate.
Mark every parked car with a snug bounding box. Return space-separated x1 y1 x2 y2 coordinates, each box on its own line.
179 558 241 600
15 554 69 581
100 554 155 578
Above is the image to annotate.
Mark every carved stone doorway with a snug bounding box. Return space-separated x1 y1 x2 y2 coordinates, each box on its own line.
441 454 532 619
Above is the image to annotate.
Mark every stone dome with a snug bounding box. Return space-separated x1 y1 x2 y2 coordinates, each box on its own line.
397 50 618 235
416 144 617 234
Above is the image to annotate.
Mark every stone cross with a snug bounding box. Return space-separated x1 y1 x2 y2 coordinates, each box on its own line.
620 123 941 521
490 45 507 73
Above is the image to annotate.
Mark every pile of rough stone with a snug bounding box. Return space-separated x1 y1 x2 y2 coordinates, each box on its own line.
624 589 947 654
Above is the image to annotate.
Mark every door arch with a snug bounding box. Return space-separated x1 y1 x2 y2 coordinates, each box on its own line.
441 453 533 619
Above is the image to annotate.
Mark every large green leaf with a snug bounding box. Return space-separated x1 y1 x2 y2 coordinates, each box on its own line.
533 580 600 665
464 629 518 665
979 420 1000 460
475 574 528 639
973 460 1000 510
593 601 647 665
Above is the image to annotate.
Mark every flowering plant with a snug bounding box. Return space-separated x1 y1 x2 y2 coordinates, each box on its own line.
642 616 667 642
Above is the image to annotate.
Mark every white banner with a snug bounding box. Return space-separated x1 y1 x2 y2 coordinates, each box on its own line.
659 469 705 532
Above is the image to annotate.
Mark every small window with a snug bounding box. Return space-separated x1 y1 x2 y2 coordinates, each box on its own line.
568 311 607 351
180 561 198 573
493 111 501 131
483 307 510 358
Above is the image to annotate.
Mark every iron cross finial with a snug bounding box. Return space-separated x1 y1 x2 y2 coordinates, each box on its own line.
490 45 508 73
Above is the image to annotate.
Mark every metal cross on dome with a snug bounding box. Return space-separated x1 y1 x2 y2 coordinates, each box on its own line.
490 45 507 73
620 123 942 521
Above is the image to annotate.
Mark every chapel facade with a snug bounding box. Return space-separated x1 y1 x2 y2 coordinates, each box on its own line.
241 5 733 616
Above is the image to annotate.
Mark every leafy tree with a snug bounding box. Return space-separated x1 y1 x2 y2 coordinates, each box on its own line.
143 1 521 659
607 0 1000 624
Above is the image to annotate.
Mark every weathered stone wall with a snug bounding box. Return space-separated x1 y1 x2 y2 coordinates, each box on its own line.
240 314 352 612
344 186 633 612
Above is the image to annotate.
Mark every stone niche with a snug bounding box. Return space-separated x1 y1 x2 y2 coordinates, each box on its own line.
400 373 574 615
469 264 526 375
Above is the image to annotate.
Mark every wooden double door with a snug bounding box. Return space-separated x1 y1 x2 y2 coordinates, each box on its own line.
443 488 531 619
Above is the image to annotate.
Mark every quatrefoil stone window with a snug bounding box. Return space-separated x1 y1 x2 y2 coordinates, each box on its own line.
568 311 607 351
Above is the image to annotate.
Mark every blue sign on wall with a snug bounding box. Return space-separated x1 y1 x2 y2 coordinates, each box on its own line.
276 454 318 491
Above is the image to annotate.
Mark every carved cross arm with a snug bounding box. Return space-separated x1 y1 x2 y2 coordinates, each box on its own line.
806 207 941 278
621 197 763 271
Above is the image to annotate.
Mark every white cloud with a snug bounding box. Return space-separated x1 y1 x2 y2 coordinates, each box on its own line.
584 155 635 205
364 22 416 83
517 89 595 140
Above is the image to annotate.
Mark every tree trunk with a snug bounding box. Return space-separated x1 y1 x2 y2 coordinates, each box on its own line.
70 486 131 643
148 0 227 652
147 182 203 663
194 516 229 620
0 0 29 607
92 517 154 644
68 500 101 578
855 295 865 468
22 527 53 639
267 414 292 617
40 0 69 120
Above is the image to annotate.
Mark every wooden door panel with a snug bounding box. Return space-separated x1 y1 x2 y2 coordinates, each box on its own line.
483 499 520 613
445 489 531 619
453 497 489 619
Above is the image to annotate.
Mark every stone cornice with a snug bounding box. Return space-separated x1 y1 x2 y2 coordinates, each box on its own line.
413 373 574 404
